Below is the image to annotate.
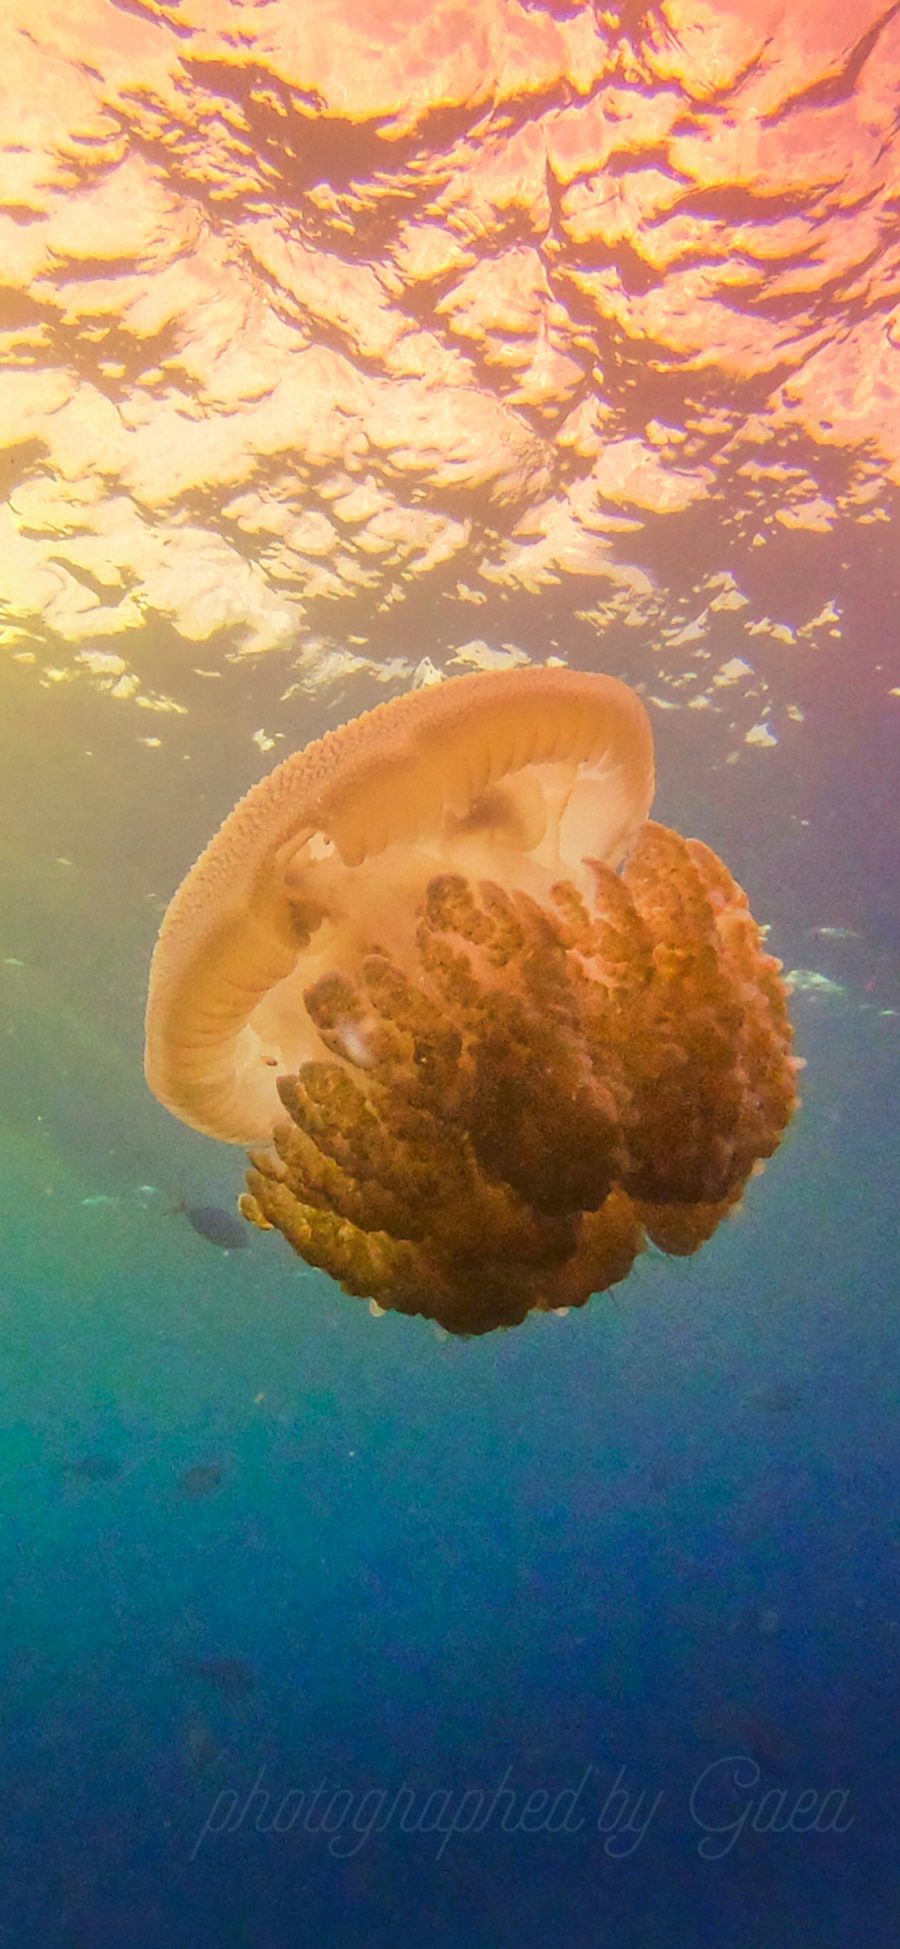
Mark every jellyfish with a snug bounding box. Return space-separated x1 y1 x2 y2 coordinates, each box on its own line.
145 668 798 1334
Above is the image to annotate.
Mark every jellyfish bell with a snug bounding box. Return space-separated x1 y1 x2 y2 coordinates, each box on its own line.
145 668 655 1145
145 667 798 1335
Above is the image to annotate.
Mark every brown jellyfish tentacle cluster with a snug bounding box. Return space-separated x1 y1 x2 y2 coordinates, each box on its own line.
240 819 799 1334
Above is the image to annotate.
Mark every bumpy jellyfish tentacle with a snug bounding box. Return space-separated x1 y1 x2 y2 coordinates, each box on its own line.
241 819 796 1331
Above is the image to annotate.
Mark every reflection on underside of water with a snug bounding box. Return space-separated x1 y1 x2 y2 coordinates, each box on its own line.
0 0 897 762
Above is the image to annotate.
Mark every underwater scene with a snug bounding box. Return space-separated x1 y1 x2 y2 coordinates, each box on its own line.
1 1 898 1943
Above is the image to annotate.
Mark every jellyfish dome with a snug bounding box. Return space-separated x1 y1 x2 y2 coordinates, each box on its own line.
145 668 798 1333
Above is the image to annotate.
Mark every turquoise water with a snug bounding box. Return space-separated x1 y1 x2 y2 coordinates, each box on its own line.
2 1 899 1941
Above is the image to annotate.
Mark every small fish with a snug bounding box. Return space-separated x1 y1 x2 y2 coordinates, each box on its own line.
180 1655 256 1697
811 925 861 941
174 1202 249 1251
785 968 845 997
62 1453 122 1482
182 1714 222 1775
177 1462 225 1501
751 1383 801 1414
703 1704 797 1776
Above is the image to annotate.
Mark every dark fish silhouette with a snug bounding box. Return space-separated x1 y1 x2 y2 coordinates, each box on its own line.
178 1462 225 1501
703 1703 798 1776
174 1202 248 1251
182 1714 222 1774
751 1383 802 1414
180 1655 256 1697
62 1453 122 1482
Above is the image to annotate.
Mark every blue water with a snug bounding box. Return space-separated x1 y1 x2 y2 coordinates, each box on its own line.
2 608 898 1945
2 0 899 1937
